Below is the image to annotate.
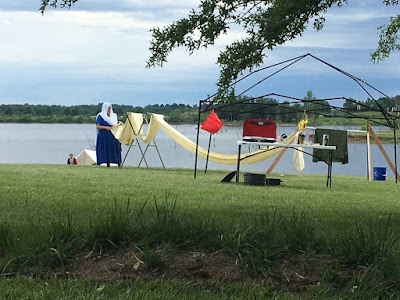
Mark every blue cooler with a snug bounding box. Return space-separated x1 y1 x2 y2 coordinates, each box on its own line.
373 167 387 181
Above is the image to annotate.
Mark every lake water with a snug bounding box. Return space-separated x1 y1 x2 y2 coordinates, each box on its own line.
0 123 399 178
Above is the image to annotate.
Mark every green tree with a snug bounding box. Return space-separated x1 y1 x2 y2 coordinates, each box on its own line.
40 0 78 12
291 103 302 123
277 101 291 123
302 90 331 124
371 5 400 62
64 107 72 115
343 98 358 110
256 97 278 119
23 103 34 115
4 106 13 115
71 106 80 116
365 98 378 110
168 109 184 123
377 96 398 111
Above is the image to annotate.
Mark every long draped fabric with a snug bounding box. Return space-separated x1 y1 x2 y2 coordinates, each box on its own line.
111 113 303 165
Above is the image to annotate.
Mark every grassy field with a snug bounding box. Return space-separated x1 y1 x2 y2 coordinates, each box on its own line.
1 164 400 298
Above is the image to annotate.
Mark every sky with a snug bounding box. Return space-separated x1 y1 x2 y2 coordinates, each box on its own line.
0 0 399 106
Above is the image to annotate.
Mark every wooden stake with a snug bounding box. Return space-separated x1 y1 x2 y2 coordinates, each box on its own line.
367 123 400 181
267 148 287 174
366 132 372 181
366 122 371 181
267 135 298 174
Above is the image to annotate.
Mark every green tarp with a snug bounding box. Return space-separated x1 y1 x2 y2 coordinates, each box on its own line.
313 129 348 164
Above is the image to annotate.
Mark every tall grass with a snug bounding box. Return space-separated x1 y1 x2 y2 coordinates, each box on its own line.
1 194 399 292
0 277 283 300
1 164 400 296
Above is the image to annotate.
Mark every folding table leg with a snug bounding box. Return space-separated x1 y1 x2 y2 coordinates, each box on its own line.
329 151 333 188
326 150 333 188
236 144 242 183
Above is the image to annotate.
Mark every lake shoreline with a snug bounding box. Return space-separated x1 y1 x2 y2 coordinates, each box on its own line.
1 122 397 143
1 123 398 176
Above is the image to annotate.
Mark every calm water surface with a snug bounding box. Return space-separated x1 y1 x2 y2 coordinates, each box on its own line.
0 123 399 178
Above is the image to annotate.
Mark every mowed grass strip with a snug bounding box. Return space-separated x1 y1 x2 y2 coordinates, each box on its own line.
0 277 355 300
1 164 399 224
1 164 400 297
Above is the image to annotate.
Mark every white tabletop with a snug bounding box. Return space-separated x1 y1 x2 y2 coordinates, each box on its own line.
237 140 336 150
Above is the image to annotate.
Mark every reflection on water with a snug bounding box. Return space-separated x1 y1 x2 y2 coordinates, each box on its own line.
0 123 399 178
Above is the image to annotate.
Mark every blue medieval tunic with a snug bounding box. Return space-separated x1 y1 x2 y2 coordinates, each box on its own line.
96 115 122 165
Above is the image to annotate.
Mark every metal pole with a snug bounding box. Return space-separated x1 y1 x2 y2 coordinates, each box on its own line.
236 144 241 183
194 100 202 178
329 152 333 188
205 133 212 173
326 153 330 187
327 150 332 188
153 139 166 169
366 121 371 181
366 132 371 181
394 125 398 183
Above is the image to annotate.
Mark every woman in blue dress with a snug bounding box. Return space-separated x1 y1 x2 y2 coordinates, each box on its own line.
96 102 122 167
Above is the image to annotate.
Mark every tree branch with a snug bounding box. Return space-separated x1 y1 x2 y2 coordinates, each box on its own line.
371 15 400 62
40 0 79 14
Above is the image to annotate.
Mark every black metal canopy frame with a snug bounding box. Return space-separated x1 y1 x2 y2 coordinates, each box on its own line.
193 53 400 182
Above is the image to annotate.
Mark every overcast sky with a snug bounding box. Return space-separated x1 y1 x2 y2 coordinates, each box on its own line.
0 0 399 106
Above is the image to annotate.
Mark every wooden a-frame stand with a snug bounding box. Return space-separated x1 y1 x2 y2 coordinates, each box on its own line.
121 113 165 169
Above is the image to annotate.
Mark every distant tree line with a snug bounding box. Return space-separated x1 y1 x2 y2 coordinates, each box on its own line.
216 92 400 126
0 103 198 124
1 92 399 125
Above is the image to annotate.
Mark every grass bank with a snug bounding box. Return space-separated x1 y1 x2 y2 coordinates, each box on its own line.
1 164 400 298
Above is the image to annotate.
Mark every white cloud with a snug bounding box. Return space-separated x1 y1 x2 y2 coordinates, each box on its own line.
0 10 225 68
0 1 399 105
118 0 199 10
325 11 394 22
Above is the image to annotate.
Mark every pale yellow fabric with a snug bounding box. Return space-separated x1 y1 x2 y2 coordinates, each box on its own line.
296 118 308 132
129 113 145 137
293 133 305 171
111 113 145 145
111 123 133 146
140 114 161 143
112 113 162 145
112 113 306 166
293 119 307 171
149 114 297 165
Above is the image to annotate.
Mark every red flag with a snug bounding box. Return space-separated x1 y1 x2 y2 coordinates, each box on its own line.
200 110 223 134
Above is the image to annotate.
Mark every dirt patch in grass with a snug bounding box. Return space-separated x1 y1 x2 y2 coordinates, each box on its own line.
0 243 365 291
55 246 242 282
273 253 363 291
51 246 364 291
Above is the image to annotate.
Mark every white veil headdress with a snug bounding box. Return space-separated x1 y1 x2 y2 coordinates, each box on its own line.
97 102 118 126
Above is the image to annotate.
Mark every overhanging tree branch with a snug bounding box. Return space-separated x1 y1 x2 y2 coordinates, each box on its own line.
371 14 400 62
40 0 78 14
146 0 349 100
39 0 399 101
